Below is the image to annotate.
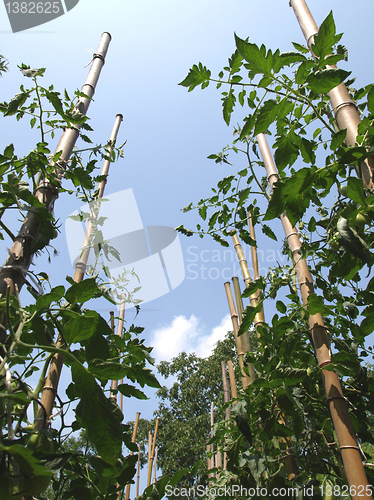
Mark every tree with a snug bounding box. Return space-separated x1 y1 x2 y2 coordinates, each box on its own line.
0 55 160 499
173 9 374 499
137 333 237 500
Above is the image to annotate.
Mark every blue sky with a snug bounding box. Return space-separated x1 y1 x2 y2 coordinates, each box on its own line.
1 0 374 490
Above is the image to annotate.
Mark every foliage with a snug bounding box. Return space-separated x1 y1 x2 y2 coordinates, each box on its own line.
137 334 237 500
0 63 160 499
176 10 374 498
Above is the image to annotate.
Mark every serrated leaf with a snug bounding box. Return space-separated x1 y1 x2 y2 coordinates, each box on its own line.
262 224 277 241
117 383 148 400
179 63 211 91
235 35 271 75
222 88 236 125
254 99 277 135
307 68 351 94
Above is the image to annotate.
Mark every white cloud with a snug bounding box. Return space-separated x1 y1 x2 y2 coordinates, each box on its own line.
150 314 231 363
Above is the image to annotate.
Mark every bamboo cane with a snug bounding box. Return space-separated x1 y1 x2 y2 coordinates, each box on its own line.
153 446 158 484
136 443 141 498
125 412 141 500
248 215 261 281
232 276 256 385
147 418 159 487
226 360 238 399
224 282 250 389
289 0 374 189
235 217 299 479
0 32 112 310
110 296 126 401
34 113 122 431
231 233 265 329
257 132 371 498
74 113 123 282
221 361 229 471
147 431 152 487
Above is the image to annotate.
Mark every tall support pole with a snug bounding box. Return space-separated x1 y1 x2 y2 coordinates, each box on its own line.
226 360 238 399
74 113 123 282
125 412 141 500
34 112 122 431
0 32 112 308
221 361 230 471
147 418 159 487
110 297 126 400
224 282 250 389
136 443 141 498
257 132 372 499
289 0 374 189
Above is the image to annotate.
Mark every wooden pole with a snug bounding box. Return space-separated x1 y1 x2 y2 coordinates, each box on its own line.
147 431 152 487
221 361 229 471
125 412 141 500
289 0 374 189
224 282 250 389
257 132 371 498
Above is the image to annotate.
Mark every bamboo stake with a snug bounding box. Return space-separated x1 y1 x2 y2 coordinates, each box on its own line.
224 282 250 389
34 113 122 431
232 277 256 385
221 361 230 470
74 113 123 282
289 0 374 189
226 360 238 399
153 446 158 484
147 418 159 487
231 233 265 328
248 215 263 284
110 296 126 401
0 32 112 309
257 132 371 498
147 431 152 487
136 443 141 498
125 412 141 500
237 214 299 480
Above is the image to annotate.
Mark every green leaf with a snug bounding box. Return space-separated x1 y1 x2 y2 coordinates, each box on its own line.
222 88 236 125
117 383 148 400
3 143 14 158
273 51 306 72
179 63 211 91
312 12 340 60
235 35 272 75
307 68 351 94
330 129 347 150
35 285 65 311
5 91 30 116
274 133 300 171
262 224 277 241
276 301 287 314
367 86 374 114
300 138 316 164
346 177 366 205
254 99 278 135
65 278 103 304
64 312 101 344
88 359 129 380
72 363 123 465
45 90 65 118
306 294 332 316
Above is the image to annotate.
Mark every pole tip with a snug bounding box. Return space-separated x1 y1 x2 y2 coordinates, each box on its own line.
102 32 112 40
116 113 124 121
